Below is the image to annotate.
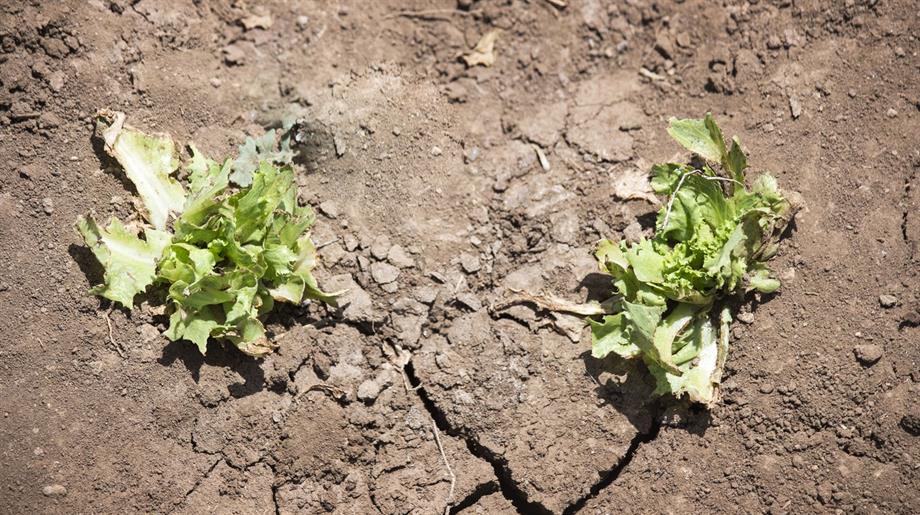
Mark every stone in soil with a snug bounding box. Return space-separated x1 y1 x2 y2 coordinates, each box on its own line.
459 252 481 274
370 235 391 260
42 484 67 497
356 379 381 402
853 344 883 366
386 244 414 268
370 262 399 284
878 294 897 308
318 200 340 218
222 44 245 65
737 312 755 324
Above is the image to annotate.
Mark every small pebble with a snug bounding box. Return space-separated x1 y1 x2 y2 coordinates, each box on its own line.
894 46 906 57
789 96 802 119
41 197 54 215
737 312 755 324
357 379 381 402
759 383 775 394
878 294 897 308
209 77 221 88
42 484 67 497
430 146 442 156
853 344 883 366
886 108 898 118
459 252 481 274
333 135 346 157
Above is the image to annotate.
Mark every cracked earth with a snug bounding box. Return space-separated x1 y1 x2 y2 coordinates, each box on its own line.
2 0 919 514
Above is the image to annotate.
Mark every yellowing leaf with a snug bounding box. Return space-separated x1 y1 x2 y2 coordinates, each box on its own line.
612 167 659 204
96 110 186 231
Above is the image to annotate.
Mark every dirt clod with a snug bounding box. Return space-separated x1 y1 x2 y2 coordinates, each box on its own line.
356 379 381 402
459 252 481 274
370 261 400 284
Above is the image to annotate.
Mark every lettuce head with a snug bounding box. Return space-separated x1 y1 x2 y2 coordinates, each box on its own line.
76 111 340 356
591 114 799 405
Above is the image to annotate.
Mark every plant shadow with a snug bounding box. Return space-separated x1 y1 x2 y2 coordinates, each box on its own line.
159 339 269 398
68 243 104 287
576 272 615 303
90 127 140 194
582 350 713 436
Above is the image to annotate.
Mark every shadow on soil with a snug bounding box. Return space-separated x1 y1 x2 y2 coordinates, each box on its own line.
159 340 271 398
68 243 104 287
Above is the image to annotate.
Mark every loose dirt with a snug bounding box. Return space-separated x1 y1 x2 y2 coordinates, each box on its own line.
1 1 918 514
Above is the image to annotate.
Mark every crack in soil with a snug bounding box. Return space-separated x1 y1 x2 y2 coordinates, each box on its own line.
900 160 918 254
168 457 222 514
560 413 662 514
412 311 665 513
404 361 554 514
449 481 500 514
271 481 282 515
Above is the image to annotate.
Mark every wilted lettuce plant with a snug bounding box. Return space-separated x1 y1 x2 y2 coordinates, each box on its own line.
590 114 798 405
77 111 339 356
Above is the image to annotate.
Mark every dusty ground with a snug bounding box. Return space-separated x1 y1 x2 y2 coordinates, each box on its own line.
1 0 919 513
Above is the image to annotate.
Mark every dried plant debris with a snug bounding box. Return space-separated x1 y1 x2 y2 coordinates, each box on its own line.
462 30 500 67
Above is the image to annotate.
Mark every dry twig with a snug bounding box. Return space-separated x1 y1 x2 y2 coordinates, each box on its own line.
294 383 347 403
103 307 126 358
385 9 478 21
432 422 456 515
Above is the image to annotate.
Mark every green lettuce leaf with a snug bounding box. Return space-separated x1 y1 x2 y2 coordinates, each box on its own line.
666 113 727 164
76 215 170 307
590 313 640 359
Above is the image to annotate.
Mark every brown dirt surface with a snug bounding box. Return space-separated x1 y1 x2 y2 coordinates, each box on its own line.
1 0 918 514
